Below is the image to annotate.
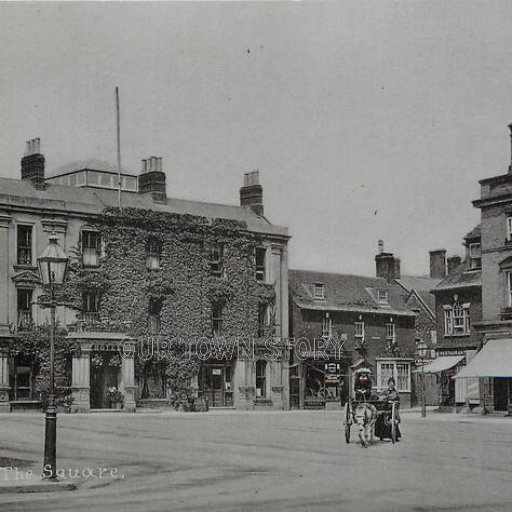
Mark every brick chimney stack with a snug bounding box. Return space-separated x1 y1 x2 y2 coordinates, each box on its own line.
429 249 447 279
240 170 263 216
375 240 400 282
21 138 45 189
138 156 166 202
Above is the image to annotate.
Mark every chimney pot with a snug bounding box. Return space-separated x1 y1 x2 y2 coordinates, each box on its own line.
138 155 166 201
378 240 384 254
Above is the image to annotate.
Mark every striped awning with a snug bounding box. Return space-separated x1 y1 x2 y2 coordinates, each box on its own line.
455 339 512 378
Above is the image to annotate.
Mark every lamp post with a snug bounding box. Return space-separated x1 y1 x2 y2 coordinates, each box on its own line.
37 233 69 480
417 340 428 418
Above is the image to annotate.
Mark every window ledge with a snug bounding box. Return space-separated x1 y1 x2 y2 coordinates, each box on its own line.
444 333 471 338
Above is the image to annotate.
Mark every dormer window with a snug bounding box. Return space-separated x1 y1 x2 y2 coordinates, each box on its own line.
377 290 389 304
469 243 481 269
313 283 325 300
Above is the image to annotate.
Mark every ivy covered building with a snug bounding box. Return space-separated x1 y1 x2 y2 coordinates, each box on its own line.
0 139 290 412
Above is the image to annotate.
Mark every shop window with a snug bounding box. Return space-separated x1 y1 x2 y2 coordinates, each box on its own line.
212 301 224 336
83 292 100 322
255 247 266 281
377 361 411 392
322 312 332 338
209 243 225 277
17 289 33 331
17 225 32 265
146 239 161 270
148 298 162 334
82 230 101 267
255 360 267 398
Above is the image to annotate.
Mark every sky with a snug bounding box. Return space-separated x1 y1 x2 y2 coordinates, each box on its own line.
1 0 512 277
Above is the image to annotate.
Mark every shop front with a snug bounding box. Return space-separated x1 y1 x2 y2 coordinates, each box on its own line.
199 361 234 408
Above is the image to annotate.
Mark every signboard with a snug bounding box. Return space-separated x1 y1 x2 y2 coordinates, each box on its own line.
212 369 222 376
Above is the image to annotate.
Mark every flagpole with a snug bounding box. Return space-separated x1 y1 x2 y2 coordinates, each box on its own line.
115 86 122 209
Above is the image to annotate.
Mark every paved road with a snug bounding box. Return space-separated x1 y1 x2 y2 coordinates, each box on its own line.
1 410 512 512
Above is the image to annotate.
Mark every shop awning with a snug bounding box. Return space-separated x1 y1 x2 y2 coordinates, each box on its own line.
414 355 464 374
455 339 512 378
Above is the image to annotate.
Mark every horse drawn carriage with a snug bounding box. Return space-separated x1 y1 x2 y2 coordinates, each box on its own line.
343 366 401 447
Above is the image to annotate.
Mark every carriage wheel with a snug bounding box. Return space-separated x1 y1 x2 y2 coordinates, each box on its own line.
344 401 351 444
391 402 397 444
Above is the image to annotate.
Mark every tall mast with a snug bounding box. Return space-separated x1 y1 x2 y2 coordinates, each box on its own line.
115 86 122 209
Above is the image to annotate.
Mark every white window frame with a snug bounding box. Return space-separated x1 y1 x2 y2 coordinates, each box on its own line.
82 230 101 267
321 312 332 338
507 216 512 241
507 271 512 307
376 360 411 392
354 321 364 341
469 243 481 269
378 290 389 304
386 323 395 343
255 247 266 282
443 302 470 335
313 283 325 300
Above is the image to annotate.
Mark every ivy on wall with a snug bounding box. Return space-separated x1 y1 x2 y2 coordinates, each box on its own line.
62 207 277 397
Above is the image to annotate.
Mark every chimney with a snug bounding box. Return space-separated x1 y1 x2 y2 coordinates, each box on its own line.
138 156 166 202
375 241 399 282
21 138 45 189
447 255 462 276
429 249 446 279
240 170 263 216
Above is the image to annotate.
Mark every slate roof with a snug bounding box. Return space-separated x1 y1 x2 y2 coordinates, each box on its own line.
49 159 136 177
395 275 441 312
0 176 288 237
432 262 481 292
464 224 481 241
289 269 415 316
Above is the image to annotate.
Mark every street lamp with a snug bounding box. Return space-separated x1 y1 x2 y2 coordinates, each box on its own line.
417 340 428 418
37 232 69 480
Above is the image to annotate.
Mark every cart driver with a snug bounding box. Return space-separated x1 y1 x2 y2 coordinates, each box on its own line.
354 370 373 401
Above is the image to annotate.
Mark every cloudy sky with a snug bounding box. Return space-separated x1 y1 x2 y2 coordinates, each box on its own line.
1 0 512 276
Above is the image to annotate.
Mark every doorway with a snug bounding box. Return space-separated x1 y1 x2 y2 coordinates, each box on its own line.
493 378 511 412
199 363 233 407
90 352 121 409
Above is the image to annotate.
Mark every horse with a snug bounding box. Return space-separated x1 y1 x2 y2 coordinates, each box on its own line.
352 402 378 448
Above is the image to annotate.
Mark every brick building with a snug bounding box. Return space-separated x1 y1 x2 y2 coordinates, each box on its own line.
0 139 290 412
429 229 483 410
456 125 512 413
288 242 439 410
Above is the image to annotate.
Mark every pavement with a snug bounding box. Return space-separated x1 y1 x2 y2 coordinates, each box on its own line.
0 409 511 511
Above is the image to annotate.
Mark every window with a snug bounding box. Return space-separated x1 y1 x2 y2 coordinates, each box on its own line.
83 292 100 322
258 303 269 338
444 301 470 335
100 173 113 188
209 243 225 277
17 225 32 265
255 360 267 398
255 247 266 281
17 289 33 331
469 243 481 269
122 176 137 191
148 298 162 334
378 290 389 304
507 216 512 241
212 301 224 336
386 323 395 343
87 171 101 185
82 230 101 267
377 361 411 392
313 283 325 300
355 321 365 341
10 355 35 400
146 239 161 270
322 312 332 338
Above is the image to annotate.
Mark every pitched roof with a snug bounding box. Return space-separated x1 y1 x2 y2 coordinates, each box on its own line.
432 261 481 292
464 224 481 241
0 176 288 237
50 159 136 177
289 269 415 316
395 275 442 312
